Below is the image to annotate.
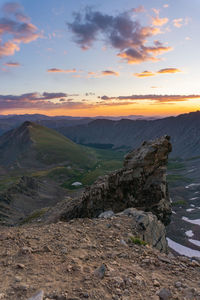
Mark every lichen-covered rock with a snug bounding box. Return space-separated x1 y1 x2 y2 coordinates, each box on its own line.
77 135 172 225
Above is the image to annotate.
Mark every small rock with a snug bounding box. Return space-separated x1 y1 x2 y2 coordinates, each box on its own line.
153 280 160 287
20 247 32 255
94 264 106 279
157 288 172 300
15 276 22 282
17 263 25 269
28 290 44 300
0 294 5 300
158 256 171 264
98 210 114 219
61 248 68 254
175 281 182 288
120 239 128 246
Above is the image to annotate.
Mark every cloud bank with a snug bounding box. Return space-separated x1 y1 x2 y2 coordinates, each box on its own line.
1 92 199 112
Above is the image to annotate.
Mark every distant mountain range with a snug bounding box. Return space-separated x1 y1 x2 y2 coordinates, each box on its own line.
58 111 200 158
0 114 160 136
0 111 199 158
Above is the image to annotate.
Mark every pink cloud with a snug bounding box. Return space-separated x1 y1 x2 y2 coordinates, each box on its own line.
0 2 40 59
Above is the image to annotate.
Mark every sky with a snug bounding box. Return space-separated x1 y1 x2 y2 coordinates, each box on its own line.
0 0 200 117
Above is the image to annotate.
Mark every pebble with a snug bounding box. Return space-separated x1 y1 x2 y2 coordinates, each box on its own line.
153 280 160 287
94 264 106 279
174 281 182 288
120 239 128 246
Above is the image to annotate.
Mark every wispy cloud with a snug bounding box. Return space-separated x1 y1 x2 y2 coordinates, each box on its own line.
68 8 172 64
0 2 40 59
100 94 200 103
157 68 181 74
47 68 77 73
134 70 155 77
101 70 119 76
134 67 182 78
173 18 189 28
4 60 21 67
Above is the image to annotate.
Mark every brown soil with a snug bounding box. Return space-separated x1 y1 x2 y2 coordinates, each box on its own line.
0 216 200 300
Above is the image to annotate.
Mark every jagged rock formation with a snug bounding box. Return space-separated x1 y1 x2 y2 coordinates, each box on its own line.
59 135 172 226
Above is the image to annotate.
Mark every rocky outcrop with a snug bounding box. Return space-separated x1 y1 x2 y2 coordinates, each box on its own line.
119 208 168 252
60 135 172 225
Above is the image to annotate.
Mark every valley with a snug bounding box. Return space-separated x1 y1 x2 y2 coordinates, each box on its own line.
0 113 200 259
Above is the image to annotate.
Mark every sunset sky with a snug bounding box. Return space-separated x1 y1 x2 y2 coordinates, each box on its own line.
0 0 200 116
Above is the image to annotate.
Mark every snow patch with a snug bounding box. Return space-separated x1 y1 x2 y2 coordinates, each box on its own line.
189 239 200 247
167 238 200 258
182 217 200 226
185 183 200 189
185 230 194 238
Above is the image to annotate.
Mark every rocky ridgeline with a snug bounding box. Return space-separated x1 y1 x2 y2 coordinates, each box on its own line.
43 136 172 253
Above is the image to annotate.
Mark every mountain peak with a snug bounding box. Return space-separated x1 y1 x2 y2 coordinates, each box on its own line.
0 122 96 169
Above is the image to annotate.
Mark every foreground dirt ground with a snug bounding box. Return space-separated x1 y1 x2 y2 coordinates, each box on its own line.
0 216 200 300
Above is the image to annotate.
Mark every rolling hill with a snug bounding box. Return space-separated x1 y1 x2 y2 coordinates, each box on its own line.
0 121 96 169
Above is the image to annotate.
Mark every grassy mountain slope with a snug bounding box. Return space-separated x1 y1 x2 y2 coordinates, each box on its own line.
0 121 96 169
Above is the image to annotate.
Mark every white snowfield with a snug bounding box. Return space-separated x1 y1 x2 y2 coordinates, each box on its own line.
167 238 200 258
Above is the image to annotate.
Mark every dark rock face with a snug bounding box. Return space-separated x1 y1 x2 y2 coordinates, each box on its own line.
60 136 172 226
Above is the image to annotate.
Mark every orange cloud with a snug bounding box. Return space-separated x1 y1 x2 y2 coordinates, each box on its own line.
0 41 20 58
134 71 155 77
152 16 169 27
47 68 77 73
118 44 172 64
157 68 181 74
134 67 182 78
101 70 119 76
